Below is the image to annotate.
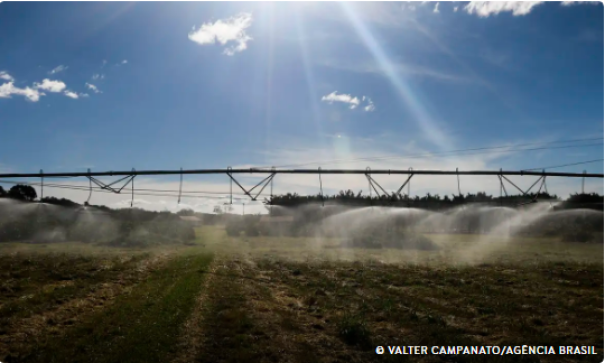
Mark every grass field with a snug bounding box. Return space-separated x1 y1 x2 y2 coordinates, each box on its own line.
0 226 602 362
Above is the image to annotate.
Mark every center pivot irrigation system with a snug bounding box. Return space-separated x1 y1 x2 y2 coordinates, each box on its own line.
0 167 602 208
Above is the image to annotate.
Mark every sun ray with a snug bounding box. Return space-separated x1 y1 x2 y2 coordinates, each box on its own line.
294 11 326 156
339 3 454 151
408 18 527 118
264 4 276 165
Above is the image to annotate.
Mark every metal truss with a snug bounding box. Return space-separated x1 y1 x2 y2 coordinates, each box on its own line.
84 168 136 207
365 167 414 200
226 167 276 203
3 168 602 178
5 167 602 206
499 172 549 206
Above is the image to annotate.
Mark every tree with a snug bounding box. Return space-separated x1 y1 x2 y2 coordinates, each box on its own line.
177 208 195 216
8 184 37 201
41 196 80 208
213 205 223 214
0 185 6 197
265 189 563 211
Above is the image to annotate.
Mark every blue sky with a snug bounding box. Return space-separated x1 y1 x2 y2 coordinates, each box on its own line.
0 1 602 212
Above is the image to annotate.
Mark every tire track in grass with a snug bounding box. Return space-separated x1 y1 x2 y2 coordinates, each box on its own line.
235 262 348 363
195 258 281 363
0 254 149 322
173 258 220 363
20 253 213 363
196 258 363 363
0 253 166 362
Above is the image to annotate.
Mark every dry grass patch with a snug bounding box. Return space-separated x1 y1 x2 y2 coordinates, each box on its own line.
0 251 172 362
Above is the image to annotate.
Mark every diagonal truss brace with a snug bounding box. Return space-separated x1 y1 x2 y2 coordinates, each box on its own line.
227 171 276 202
365 172 414 200
83 169 136 207
500 172 548 206
87 172 136 194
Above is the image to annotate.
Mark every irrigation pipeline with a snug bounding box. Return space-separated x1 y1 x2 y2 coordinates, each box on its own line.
1 168 601 205
0 169 602 178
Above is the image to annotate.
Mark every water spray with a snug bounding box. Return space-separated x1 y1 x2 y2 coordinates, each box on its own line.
178 167 183 205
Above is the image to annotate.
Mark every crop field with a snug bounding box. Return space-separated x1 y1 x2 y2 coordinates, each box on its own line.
0 226 602 363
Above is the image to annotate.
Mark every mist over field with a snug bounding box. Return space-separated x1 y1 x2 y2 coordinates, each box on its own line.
1 185 603 363
1 189 603 261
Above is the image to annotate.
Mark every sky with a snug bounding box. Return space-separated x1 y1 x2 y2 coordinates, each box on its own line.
0 1 603 213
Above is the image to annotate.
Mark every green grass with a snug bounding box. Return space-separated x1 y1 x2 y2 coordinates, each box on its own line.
196 225 603 265
1 225 602 363
250 258 603 362
337 312 373 349
198 279 261 363
0 253 148 322
194 258 285 363
21 253 213 363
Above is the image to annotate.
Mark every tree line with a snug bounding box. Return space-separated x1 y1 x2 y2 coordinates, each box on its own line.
263 190 603 212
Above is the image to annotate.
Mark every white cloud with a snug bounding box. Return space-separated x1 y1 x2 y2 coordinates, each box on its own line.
85 83 101 94
1 76 69 102
34 79 67 93
0 82 43 102
401 2 417 11
464 1 545 17
0 75 79 103
49 65 68 75
188 13 253 56
399 2 443 14
322 91 376 112
64 90 79 99
92 74 105 80
81 93 89 98
453 6 459 12
114 60 128 66
102 60 107 68
0 71 13 81
321 91 361 109
364 98 375 112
